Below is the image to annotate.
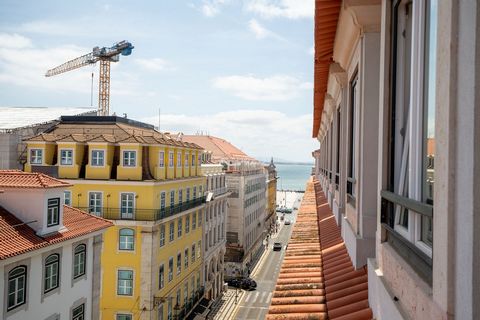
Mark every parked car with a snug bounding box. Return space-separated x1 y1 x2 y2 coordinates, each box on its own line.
273 242 282 251
284 219 291 225
242 278 257 289
284 208 293 214
227 277 257 290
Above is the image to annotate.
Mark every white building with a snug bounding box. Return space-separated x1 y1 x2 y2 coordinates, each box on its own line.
201 160 228 301
0 170 111 320
183 135 267 279
312 0 480 319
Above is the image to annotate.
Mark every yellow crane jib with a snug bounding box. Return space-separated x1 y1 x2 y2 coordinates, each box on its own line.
45 40 134 116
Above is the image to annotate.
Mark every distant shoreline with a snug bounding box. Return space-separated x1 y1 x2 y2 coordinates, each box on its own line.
264 161 314 166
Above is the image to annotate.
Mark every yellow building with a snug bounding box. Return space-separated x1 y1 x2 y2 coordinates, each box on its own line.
24 116 206 320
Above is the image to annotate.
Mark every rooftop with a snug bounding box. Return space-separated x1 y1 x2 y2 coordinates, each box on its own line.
0 170 72 189
267 178 372 320
0 205 112 260
24 116 203 149
183 135 255 162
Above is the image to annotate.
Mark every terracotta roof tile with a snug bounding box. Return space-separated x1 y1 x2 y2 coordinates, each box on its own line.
183 135 255 162
0 205 112 260
267 178 372 320
0 170 71 189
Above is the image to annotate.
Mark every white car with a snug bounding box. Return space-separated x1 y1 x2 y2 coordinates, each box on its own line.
284 219 291 225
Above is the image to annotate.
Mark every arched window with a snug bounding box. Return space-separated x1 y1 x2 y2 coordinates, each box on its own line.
119 228 135 250
7 266 27 310
73 244 86 278
44 254 60 292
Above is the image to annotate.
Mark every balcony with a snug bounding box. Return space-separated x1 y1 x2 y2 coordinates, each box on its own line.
213 186 227 196
176 286 205 320
76 197 205 221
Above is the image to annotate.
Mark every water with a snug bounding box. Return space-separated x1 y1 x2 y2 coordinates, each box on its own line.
275 163 313 191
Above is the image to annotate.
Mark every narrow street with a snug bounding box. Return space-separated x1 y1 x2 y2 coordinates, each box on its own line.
231 196 301 320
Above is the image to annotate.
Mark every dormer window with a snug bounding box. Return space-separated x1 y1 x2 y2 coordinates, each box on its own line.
30 149 43 164
47 198 60 227
159 151 165 167
60 149 73 165
91 150 105 166
123 151 136 167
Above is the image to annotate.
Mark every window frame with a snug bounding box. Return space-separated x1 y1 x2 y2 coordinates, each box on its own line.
168 257 174 282
177 217 183 238
117 269 134 296
169 221 175 242
177 152 182 168
122 150 136 167
159 151 165 167
176 252 182 275
169 151 174 168
47 198 60 227
72 303 85 320
30 148 43 164
119 228 135 251
64 190 71 206
60 149 73 166
90 149 105 167
73 244 86 279
44 254 60 293
159 224 165 247
120 192 135 219
159 264 165 289
347 72 359 201
7 266 27 311
88 191 103 216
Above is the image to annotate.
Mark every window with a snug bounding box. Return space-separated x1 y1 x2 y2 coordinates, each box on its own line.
72 304 85 320
335 108 341 188
176 289 181 307
91 150 104 166
186 188 190 202
185 215 190 233
198 209 202 227
347 74 358 199
191 153 195 166
185 152 189 167
120 193 135 219
117 270 133 295
169 222 175 242
199 186 203 198
169 151 174 168
168 257 174 282
191 276 195 294
123 151 136 167
159 151 165 167
177 218 182 237
170 190 175 207
7 266 27 311
88 192 102 216
44 254 60 293
158 305 164 320
176 253 181 274
168 299 173 320
64 191 71 206
177 152 182 167
191 244 196 263
116 315 132 320
384 0 436 256
198 154 201 166
179 189 183 205
160 192 166 215
30 148 42 164
184 248 189 269
197 240 201 259
160 225 165 247
47 198 60 227
184 282 188 306
73 244 86 279
196 271 200 289
159 264 165 289
119 228 135 251
193 186 197 199
60 149 73 165
192 212 197 230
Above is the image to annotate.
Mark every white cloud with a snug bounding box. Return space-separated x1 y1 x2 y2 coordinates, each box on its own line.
248 19 284 40
245 0 314 19
134 58 172 71
212 74 312 101
0 33 32 49
200 0 229 17
141 109 317 162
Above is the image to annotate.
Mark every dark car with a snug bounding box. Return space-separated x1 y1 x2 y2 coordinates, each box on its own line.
227 278 257 290
227 278 241 288
242 278 257 289
273 242 282 251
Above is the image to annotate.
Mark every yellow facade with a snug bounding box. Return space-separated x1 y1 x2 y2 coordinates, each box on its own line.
25 130 205 320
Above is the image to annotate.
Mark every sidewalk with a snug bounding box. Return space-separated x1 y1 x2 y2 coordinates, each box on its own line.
209 288 245 320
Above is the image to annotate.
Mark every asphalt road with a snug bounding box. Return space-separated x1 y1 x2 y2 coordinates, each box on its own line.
231 196 301 320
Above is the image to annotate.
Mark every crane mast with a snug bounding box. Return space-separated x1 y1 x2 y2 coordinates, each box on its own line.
45 40 134 116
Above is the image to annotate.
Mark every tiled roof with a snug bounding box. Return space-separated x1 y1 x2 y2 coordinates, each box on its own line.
183 135 255 162
0 170 71 189
0 206 112 260
24 122 203 150
313 0 342 137
267 178 372 320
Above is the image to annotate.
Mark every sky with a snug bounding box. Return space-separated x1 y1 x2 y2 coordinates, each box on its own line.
0 0 317 163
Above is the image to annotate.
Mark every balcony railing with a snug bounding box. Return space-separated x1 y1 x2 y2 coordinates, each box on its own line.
175 286 205 320
77 197 205 221
213 186 227 196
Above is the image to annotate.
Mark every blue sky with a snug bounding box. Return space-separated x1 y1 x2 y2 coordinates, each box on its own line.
0 0 316 162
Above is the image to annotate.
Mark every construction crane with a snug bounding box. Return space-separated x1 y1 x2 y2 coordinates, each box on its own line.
45 40 134 116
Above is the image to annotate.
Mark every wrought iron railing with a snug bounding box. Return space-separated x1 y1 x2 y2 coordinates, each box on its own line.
175 286 205 320
77 197 205 221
